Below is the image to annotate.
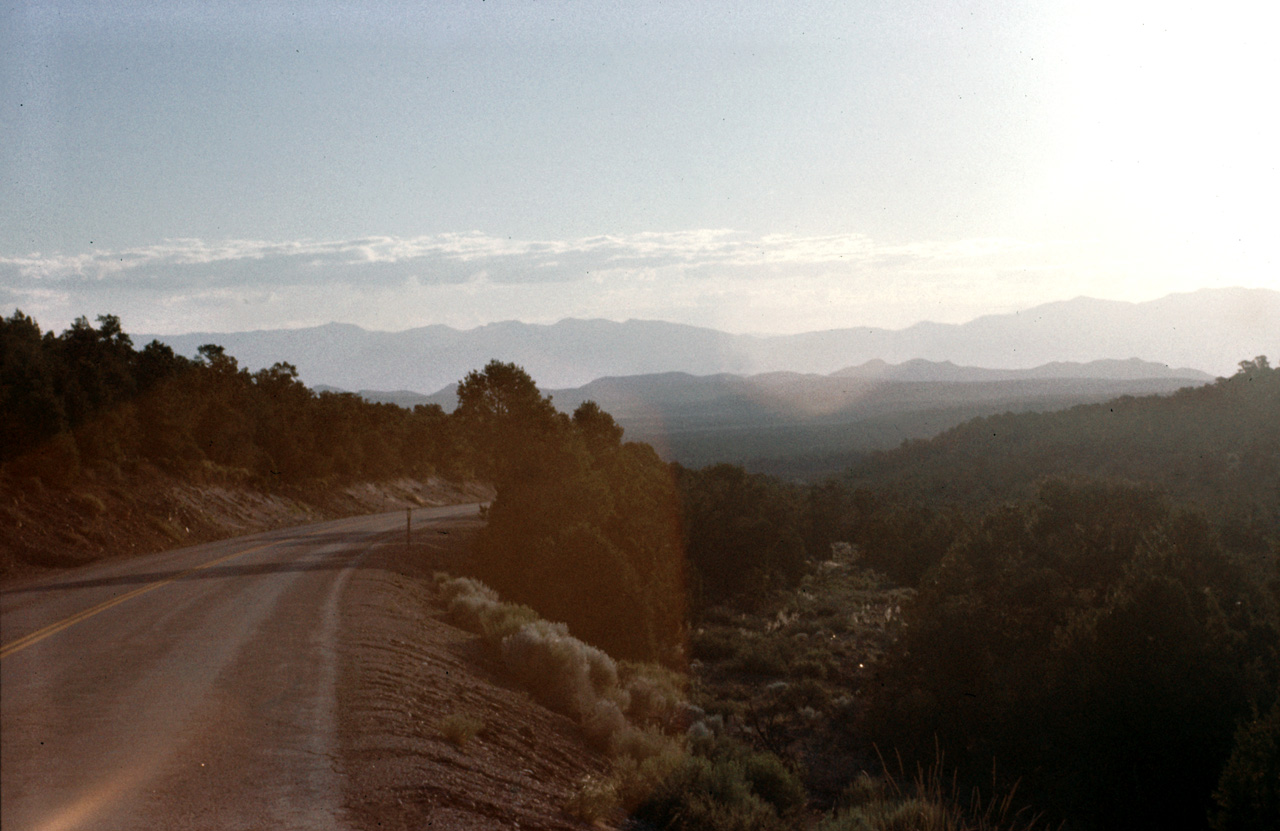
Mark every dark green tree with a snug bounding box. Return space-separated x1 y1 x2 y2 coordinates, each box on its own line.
867 479 1279 830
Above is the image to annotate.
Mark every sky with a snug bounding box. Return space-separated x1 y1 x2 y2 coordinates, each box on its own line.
2 0 1277 336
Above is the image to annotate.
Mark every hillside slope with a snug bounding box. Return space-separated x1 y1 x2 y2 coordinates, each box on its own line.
0 466 489 582
845 357 1279 540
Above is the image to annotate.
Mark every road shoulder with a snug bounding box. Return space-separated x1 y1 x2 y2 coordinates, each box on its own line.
336 519 607 830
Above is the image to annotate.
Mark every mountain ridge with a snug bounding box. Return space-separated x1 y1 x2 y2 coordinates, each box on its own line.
139 287 1277 392
330 359 1213 473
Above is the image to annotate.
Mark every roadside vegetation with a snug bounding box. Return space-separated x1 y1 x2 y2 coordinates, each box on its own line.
454 361 686 663
436 572 807 830
5 310 1277 830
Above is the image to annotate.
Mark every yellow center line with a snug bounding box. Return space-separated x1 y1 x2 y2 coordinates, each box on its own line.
0 519 374 661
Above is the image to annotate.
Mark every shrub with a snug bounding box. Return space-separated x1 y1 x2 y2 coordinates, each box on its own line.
612 724 679 764
565 774 619 823
581 698 631 754
821 756 1049 831
691 627 743 661
438 572 698 816
726 636 787 676
612 742 688 808
741 750 808 815
435 573 540 648
501 618 623 721
819 798 951 831
620 660 688 728
1212 700 1280 831
567 738 690 824
435 573 497 606
632 753 790 831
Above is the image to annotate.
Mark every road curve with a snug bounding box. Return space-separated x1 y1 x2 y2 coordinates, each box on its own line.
0 503 481 831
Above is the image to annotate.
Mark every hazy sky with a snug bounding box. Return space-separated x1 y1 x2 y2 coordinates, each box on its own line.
2 0 1276 335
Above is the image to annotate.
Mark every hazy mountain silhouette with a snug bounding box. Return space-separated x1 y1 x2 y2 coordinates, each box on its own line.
829 357 1213 383
142 287 1275 393
338 359 1211 472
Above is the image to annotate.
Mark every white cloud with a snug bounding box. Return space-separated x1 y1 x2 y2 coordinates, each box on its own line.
1 230 1036 284
1 230 1261 335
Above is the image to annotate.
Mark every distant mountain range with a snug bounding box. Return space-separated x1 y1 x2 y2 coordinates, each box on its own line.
324 358 1212 474
361 357 1209 409
143 287 1278 392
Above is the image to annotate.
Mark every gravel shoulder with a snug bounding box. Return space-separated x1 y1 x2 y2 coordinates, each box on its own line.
336 517 609 831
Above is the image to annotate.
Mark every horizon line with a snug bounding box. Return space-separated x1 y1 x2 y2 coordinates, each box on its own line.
119 286 1272 339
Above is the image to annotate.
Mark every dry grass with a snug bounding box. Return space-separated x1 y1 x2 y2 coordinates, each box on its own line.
564 773 620 824
819 747 1055 831
435 573 690 762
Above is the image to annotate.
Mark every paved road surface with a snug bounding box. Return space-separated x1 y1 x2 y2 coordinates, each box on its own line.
1 503 480 831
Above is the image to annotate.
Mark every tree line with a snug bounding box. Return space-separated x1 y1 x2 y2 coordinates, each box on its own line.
455 359 687 663
1 311 468 486
844 355 1280 554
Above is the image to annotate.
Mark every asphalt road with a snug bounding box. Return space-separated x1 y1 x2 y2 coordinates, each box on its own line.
0 503 480 831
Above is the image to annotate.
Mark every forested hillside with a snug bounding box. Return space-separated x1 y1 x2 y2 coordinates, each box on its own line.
668 358 1279 831
1 311 469 486
844 356 1279 552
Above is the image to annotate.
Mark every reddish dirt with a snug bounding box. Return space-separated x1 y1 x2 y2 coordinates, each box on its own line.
337 517 610 831
0 468 607 828
0 464 491 583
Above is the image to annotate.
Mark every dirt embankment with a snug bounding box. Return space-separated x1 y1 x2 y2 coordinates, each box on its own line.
0 465 492 583
337 517 609 831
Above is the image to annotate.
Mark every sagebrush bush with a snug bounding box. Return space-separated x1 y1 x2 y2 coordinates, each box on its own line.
726 636 787 676
819 752 1050 831
502 618 623 720
819 798 952 831
581 698 630 753
435 573 540 648
564 774 619 823
613 743 688 807
438 572 811 828
632 753 789 831
436 573 686 762
741 751 808 815
691 627 743 661
567 734 690 823
620 660 688 728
